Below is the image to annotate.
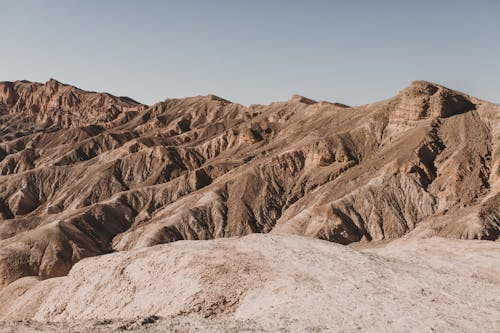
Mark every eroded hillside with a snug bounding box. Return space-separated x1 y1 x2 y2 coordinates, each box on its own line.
0 79 498 288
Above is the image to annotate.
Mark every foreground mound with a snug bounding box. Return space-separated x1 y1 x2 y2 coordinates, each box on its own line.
1 234 499 332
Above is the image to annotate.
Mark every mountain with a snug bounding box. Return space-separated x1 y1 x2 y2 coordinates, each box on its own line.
0 78 498 291
0 79 145 136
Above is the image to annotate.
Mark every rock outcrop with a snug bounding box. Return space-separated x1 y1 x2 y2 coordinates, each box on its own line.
1 234 499 332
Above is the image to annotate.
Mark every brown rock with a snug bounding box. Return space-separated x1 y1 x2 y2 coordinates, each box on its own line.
0 79 498 291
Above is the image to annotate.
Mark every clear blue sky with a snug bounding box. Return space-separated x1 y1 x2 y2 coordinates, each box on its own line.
1 0 499 106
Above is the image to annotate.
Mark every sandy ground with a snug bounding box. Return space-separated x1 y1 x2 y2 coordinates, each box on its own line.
0 234 499 332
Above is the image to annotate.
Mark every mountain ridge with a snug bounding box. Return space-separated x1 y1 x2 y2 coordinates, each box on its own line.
0 78 498 290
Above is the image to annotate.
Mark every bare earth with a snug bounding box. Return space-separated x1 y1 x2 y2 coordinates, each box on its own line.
0 79 499 331
1 234 499 332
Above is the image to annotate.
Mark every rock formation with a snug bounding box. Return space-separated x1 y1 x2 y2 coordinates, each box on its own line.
0 234 499 332
0 78 498 290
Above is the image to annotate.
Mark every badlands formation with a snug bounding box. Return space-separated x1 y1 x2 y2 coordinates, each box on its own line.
0 79 499 332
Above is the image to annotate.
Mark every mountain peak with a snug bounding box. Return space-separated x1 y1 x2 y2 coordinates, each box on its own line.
401 80 440 98
289 94 317 105
46 78 61 84
206 94 231 103
45 78 64 89
397 80 475 118
0 79 145 131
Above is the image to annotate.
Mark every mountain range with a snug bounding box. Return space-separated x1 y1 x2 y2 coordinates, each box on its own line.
0 79 499 331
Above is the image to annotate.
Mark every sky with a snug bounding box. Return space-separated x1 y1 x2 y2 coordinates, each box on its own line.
1 0 499 106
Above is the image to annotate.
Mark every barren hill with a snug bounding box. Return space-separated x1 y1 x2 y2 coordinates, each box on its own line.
0 234 499 332
0 78 498 291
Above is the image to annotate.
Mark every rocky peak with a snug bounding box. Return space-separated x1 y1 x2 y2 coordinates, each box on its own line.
206 94 232 104
397 80 476 119
45 78 62 87
0 79 146 131
289 94 317 105
402 80 440 97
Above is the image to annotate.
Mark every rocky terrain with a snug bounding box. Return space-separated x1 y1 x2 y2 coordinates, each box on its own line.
1 234 499 332
0 79 499 331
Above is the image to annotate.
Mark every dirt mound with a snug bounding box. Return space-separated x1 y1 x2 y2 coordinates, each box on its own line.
0 234 498 332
